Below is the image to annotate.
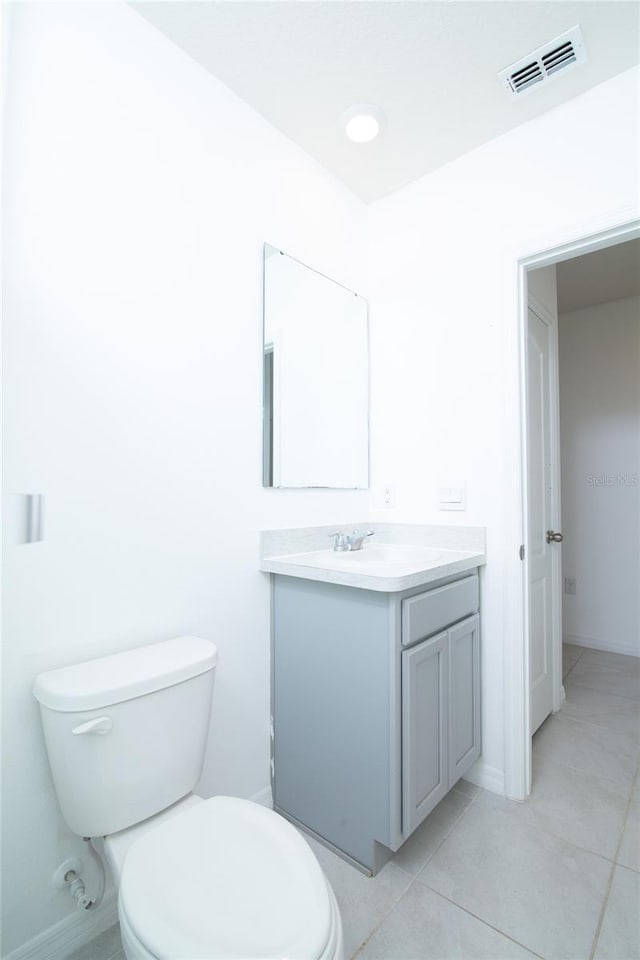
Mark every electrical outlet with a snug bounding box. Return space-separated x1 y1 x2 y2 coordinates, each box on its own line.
381 484 395 509
564 577 577 596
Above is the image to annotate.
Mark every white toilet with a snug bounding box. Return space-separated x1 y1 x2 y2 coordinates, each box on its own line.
34 636 344 960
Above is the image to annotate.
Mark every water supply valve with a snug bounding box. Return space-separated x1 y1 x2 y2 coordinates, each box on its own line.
53 858 92 910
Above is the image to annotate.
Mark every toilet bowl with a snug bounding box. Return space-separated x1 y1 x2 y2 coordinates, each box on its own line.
33 636 345 960
107 795 344 960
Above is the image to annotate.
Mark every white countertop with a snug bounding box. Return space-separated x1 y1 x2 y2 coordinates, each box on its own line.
260 524 486 593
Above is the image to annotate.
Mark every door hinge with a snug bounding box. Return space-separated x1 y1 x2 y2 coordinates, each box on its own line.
519 544 525 560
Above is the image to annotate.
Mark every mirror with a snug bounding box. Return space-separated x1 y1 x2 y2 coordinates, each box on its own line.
263 244 369 488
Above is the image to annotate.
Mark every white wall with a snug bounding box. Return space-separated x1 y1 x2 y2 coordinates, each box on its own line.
1 3 369 953
559 296 640 656
368 66 640 793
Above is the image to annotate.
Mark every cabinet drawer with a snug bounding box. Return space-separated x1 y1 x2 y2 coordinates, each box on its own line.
402 575 479 647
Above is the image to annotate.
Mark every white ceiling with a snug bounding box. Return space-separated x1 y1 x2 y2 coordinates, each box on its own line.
131 1 640 202
556 239 640 314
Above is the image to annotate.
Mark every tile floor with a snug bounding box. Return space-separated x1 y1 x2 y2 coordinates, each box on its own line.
71 643 639 960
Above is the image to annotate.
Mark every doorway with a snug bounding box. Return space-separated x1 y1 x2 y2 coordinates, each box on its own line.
511 218 640 800
556 242 640 662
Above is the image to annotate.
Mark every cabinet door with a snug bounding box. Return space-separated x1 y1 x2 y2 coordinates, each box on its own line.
402 631 448 836
449 613 481 784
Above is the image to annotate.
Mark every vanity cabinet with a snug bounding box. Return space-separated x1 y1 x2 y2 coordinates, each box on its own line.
271 569 481 874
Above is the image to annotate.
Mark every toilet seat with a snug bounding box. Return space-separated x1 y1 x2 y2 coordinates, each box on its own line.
119 796 341 960
119 872 343 960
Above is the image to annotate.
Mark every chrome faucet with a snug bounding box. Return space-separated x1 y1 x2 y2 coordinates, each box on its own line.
329 529 374 552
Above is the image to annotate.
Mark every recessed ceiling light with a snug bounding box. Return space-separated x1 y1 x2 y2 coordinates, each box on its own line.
341 104 385 143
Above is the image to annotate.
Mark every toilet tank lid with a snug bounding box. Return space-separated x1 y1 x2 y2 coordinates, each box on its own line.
33 637 218 712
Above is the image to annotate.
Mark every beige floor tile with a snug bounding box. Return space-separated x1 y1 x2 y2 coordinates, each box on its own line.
580 649 640 671
617 801 640 873
563 681 640 741
563 660 577 681
524 756 630 860
569 655 640 701
304 835 412 960
533 714 640 786
417 791 611 960
563 643 584 680
563 642 585 660
391 789 474 876
355 882 539 959
594 865 640 960
452 778 481 800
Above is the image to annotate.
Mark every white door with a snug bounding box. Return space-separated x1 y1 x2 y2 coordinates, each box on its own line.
527 307 559 734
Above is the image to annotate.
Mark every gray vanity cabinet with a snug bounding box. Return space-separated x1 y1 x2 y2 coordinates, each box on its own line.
271 570 481 874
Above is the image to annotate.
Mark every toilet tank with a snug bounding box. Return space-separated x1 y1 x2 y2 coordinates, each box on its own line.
33 637 218 838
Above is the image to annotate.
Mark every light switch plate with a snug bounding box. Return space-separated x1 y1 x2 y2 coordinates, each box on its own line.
438 483 466 511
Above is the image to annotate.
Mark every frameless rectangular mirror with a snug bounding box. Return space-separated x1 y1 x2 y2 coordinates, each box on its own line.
263 244 369 488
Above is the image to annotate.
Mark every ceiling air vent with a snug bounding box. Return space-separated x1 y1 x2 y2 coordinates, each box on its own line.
498 26 586 99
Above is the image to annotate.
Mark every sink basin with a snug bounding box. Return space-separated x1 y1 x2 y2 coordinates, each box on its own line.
335 545 445 564
272 543 471 575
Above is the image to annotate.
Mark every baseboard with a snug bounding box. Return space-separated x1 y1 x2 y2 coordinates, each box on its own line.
249 784 273 808
2 891 118 960
563 633 639 659
463 758 505 796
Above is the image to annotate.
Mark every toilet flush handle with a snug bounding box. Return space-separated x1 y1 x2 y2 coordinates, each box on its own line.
71 717 113 736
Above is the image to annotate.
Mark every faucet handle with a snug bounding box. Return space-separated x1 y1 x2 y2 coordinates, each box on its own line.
346 529 375 551
329 531 357 551
329 529 374 551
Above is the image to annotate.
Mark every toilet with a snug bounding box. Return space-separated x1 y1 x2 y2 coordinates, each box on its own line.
33 636 344 960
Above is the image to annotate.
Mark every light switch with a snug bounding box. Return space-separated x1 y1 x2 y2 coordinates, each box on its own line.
438 483 466 511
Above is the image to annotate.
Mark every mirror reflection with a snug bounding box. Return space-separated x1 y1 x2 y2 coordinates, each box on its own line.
263 244 369 488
